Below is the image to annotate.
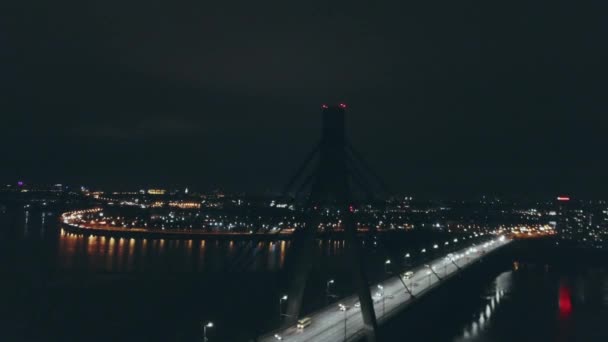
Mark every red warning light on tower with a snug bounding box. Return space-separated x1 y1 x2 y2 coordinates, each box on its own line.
557 196 570 201
338 103 347 109
321 104 328 109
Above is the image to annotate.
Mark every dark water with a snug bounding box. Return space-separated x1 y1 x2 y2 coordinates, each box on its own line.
0 207 440 341
393 258 608 342
448 264 608 342
2 207 608 341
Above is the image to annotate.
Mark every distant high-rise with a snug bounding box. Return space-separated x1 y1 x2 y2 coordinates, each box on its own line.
556 196 573 239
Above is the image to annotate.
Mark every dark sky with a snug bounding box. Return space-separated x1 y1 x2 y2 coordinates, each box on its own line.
2 1 607 198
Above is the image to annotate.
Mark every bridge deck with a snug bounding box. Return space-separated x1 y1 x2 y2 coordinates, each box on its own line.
259 238 511 342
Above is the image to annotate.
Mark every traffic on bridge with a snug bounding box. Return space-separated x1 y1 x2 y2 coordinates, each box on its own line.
260 236 510 342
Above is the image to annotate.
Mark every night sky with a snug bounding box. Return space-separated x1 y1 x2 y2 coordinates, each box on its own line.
3 1 607 198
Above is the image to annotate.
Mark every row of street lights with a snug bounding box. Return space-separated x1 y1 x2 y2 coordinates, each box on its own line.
383 234 490 275
279 279 338 320
272 235 500 341
386 236 495 299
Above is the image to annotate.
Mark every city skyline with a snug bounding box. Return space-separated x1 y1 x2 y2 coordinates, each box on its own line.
3 1 608 341
3 1 607 197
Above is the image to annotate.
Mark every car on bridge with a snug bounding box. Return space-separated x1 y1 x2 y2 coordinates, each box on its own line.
296 317 312 330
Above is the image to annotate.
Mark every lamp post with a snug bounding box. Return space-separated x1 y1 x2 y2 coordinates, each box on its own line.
399 272 415 298
338 303 348 341
279 295 288 319
203 322 213 342
384 259 391 275
403 253 410 268
326 279 335 304
425 264 441 283
377 284 385 317
449 256 462 271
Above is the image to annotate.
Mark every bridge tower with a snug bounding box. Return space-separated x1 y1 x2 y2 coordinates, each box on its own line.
283 104 381 342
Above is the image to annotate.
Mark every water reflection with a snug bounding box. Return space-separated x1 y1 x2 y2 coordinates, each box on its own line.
457 271 512 340
23 210 29 237
558 282 573 317
56 228 362 273
58 229 293 272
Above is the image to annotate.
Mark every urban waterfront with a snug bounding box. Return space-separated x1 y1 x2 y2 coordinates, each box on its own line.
6 1 608 339
2 207 607 341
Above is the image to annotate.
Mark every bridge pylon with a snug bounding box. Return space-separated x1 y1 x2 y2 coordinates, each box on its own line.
283 104 383 342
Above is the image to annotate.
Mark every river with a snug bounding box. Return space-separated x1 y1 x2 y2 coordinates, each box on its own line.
1 207 607 341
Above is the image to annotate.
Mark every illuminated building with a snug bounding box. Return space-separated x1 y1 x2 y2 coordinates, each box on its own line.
168 201 201 209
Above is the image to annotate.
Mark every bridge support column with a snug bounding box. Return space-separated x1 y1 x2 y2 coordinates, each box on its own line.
343 207 378 342
284 211 321 325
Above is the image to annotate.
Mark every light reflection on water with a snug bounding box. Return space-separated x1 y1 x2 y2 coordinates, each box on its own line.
56 229 356 273
58 229 294 272
456 270 512 341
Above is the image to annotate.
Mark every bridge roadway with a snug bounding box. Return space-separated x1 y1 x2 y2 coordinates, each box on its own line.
259 237 511 342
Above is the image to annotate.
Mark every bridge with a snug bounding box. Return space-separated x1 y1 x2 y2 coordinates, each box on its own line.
259 236 510 342
51 103 521 342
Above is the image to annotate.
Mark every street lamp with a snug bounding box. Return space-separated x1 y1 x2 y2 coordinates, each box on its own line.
433 244 438 249
425 264 441 283
203 322 213 342
377 284 385 317
326 280 335 303
400 271 415 298
448 256 462 271
384 259 391 274
279 295 288 319
338 303 348 341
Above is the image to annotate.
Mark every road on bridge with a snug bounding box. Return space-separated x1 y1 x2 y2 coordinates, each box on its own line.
260 237 510 342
